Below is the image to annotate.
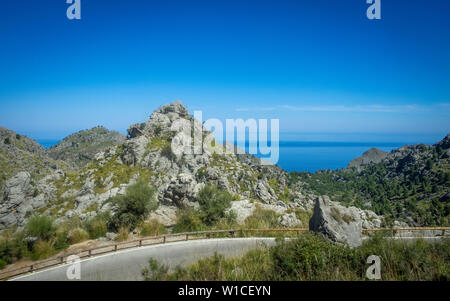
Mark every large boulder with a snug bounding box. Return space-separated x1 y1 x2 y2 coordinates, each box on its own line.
163 173 203 206
254 182 277 204
0 171 53 230
147 205 178 227
2 171 33 204
120 135 149 166
309 196 363 248
228 200 256 224
278 212 301 227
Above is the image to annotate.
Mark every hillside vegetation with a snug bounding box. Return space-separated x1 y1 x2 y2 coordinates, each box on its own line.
142 233 450 281
290 136 450 226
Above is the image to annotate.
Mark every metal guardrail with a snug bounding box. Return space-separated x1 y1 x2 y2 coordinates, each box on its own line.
362 227 449 237
0 227 448 280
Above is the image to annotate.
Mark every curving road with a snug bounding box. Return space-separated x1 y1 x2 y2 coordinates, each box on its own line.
12 238 277 281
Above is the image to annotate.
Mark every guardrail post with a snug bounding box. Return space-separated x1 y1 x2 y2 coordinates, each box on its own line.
139 240 142 247
163 235 166 243
88 250 92 257
186 234 189 241
114 244 118 251
60 257 64 264
206 233 211 239
230 231 235 238
442 229 446 236
30 265 33 272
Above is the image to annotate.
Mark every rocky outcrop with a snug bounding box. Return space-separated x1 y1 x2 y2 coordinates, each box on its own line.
255 182 277 204
278 213 301 227
434 134 450 152
119 101 302 210
0 171 61 230
347 148 388 171
0 102 323 230
228 200 256 224
46 126 126 168
163 173 204 207
0 127 62 199
309 196 383 248
227 199 299 226
0 126 46 155
127 101 191 139
148 205 178 227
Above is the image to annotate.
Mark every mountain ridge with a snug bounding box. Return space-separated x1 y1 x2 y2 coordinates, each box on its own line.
46 126 126 168
1 103 448 232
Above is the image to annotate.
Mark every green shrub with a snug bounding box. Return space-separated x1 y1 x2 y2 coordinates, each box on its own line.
31 240 55 260
173 209 205 233
67 228 89 245
213 211 237 230
107 179 157 231
163 106 175 113
8 231 29 260
172 185 235 232
196 167 207 179
270 233 356 280
161 145 176 161
244 205 279 229
154 233 450 281
0 239 13 266
116 226 129 242
0 258 6 269
54 231 69 251
196 185 233 226
4 138 10 145
52 216 82 250
154 125 162 136
139 220 167 237
25 215 56 241
142 258 170 281
84 215 109 239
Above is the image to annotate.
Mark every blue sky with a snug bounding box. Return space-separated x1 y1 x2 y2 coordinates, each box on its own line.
0 0 449 142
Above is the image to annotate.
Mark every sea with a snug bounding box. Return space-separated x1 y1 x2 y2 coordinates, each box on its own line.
35 139 405 173
273 141 402 172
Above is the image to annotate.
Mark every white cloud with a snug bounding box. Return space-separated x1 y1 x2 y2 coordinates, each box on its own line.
236 104 428 113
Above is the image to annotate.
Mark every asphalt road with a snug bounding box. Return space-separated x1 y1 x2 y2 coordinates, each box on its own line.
12 237 278 281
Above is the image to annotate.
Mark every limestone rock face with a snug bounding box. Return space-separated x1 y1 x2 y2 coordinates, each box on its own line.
278 213 301 228
0 127 60 200
255 182 277 204
309 196 364 248
127 101 191 139
0 171 58 230
148 205 178 227
163 173 204 207
120 135 149 166
120 101 300 210
228 200 256 224
0 101 313 230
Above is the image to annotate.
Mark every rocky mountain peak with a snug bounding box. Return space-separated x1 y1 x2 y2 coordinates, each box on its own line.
127 101 193 139
154 101 190 117
434 134 450 150
46 126 126 168
0 126 45 155
347 147 388 171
